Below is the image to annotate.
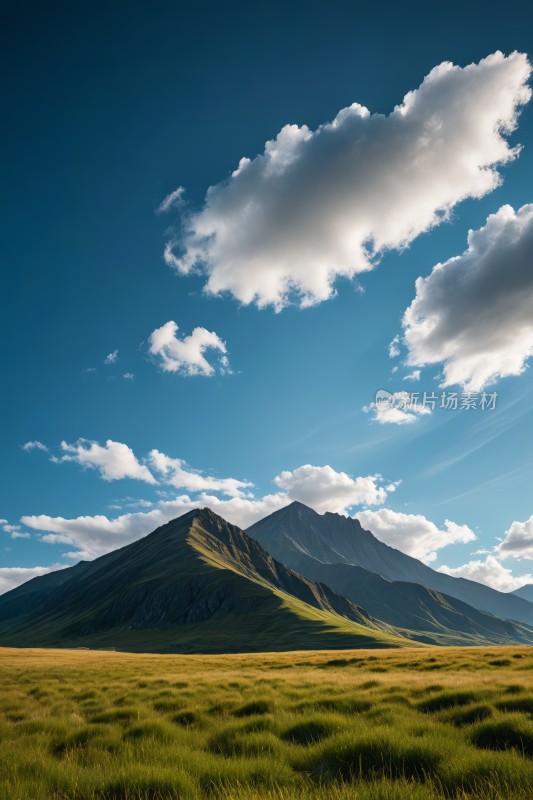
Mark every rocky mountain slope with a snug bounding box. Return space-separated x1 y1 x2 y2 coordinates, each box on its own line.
247 501 533 630
0 508 406 653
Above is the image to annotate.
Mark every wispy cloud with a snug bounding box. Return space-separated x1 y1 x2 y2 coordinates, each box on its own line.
157 185 185 214
21 440 48 452
104 350 119 365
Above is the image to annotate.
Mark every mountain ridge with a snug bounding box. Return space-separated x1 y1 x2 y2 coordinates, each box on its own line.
0 508 406 653
247 501 533 628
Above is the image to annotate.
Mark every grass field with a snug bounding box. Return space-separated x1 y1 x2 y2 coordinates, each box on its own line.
1 646 532 799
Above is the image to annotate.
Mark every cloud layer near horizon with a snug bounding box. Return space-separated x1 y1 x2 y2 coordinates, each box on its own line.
21 462 395 561
356 508 476 563
13 437 480 585
164 51 531 310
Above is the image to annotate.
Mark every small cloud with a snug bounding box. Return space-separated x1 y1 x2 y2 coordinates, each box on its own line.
83 367 98 374
123 373 135 381
388 336 401 358
363 391 432 425
402 370 421 382
148 320 230 376
104 350 119 365
157 186 185 214
2 523 31 540
21 440 48 452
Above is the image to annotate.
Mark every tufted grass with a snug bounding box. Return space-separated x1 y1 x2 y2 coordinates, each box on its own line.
0 645 532 798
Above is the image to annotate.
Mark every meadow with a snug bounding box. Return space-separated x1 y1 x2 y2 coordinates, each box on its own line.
0 646 532 799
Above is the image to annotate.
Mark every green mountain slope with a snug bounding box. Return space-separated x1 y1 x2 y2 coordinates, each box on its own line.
0 509 408 653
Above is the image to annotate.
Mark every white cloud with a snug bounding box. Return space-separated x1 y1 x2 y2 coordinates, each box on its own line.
23 462 396 559
0 565 67 595
2 523 30 539
273 465 391 513
57 439 156 484
355 508 476 563
438 554 533 592
123 372 135 380
165 51 531 310
149 449 253 498
22 496 290 560
157 186 185 214
403 370 421 382
148 320 229 376
363 391 432 425
21 440 48 452
104 350 118 365
403 204 533 390
388 336 401 358
497 515 533 560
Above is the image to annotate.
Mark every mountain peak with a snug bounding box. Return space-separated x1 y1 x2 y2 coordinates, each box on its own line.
285 500 317 514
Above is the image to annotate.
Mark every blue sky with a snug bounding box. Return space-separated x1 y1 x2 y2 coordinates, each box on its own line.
2 0 533 593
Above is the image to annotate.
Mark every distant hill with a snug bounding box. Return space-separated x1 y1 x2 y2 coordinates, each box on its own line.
0 508 407 653
512 584 533 604
247 501 533 630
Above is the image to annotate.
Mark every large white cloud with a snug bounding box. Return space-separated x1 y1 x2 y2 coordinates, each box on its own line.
403 204 533 390
148 321 229 376
273 465 391 512
148 449 253 498
0 565 67 595
56 439 156 484
355 508 476 563
438 554 533 592
498 515 533 560
164 51 531 310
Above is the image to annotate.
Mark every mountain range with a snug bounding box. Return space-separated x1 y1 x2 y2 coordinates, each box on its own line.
0 508 405 652
248 502 533 627
1 502 532 652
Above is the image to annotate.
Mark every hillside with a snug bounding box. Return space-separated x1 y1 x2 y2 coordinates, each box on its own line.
247 502 533 631
0 508 406 653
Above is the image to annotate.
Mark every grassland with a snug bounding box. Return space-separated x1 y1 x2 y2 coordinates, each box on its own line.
0 646 532 799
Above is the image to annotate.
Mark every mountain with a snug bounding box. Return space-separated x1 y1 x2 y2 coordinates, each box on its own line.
266 555 533 646
0 508 407 653
512 584 533 603
247 502 533 628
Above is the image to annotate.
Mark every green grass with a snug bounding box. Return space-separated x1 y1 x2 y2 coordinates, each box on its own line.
1 646 532 799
